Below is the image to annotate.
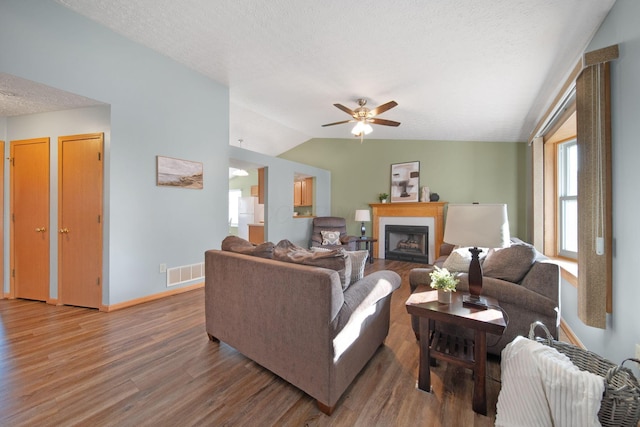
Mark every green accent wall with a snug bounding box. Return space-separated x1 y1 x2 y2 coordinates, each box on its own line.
280 138 527 238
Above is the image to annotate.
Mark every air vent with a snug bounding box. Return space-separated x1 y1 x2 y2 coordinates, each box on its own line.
166 262 204 287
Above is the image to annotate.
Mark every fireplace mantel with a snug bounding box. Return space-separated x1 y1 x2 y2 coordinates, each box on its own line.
369 202 446 260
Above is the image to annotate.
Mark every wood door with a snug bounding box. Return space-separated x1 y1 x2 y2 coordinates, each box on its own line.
293 181 302 206
58 133 103 309
10 138 50 301
302 177 313 206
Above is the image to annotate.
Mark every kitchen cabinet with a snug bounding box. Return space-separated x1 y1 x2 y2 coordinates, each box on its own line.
294 177 313 207
248 224 264 244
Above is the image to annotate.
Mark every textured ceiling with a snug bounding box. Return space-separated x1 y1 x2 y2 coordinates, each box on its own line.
2 1 615 156
0 73 105 117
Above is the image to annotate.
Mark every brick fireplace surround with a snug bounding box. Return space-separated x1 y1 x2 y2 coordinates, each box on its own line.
369 202 446 262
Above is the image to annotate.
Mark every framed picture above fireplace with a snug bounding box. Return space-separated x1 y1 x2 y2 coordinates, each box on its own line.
390 161 420 202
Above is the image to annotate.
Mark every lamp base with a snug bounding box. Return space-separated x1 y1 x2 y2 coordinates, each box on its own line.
462 294 489 310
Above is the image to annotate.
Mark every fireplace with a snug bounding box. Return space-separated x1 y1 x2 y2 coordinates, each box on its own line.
385 225 429 264
371 202 445 262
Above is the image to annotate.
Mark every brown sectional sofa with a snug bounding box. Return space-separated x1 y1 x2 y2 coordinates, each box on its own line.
409 239 560 356
204 248 401 415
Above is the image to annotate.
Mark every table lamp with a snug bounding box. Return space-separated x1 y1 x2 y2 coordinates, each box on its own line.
354 209 371 238
443 203 510 309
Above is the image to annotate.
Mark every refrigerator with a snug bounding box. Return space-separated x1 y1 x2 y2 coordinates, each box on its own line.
238 196 259 240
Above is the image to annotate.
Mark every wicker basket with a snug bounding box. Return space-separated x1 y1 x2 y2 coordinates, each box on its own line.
528 321 640 427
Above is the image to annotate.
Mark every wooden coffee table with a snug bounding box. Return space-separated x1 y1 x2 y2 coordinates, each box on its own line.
405 288 505 415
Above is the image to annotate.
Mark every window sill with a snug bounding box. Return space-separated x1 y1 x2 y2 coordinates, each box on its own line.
548 256 577 287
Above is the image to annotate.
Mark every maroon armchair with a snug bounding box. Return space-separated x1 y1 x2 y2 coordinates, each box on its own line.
310 217 359 251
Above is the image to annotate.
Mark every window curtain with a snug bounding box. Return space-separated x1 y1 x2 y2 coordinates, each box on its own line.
529 61 582 254
575 45 618 328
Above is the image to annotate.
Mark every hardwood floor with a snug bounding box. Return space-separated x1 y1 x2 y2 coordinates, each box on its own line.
0 260 502 426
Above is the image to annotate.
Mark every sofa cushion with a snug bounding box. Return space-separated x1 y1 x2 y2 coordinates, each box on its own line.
274 240 352 290
221 235 253 251
321 230 342 245
311 247 368 283
482 242 537 283
346 250 369 282
221 235 274 258
442 247 488 273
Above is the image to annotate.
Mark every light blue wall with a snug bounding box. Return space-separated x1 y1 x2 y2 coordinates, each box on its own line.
560 0 640 370
3 106 111 300
1 1 229 305
230 146 331 248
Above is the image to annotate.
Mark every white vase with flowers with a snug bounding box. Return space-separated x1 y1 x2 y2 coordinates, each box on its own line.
429 266 459 303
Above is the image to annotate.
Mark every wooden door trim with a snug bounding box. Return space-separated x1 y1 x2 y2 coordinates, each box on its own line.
57 132 104 309
10 137 50 300
0 141 4 299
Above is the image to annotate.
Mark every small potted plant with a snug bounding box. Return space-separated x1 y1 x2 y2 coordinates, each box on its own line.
429 266 459 303
378 192 389 203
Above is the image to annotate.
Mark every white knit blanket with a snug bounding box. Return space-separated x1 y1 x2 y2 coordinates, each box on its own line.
496 336 605 427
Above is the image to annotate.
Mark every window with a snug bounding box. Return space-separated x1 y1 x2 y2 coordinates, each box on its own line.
532 44 617 326
228 189 241 227
558 139 577 258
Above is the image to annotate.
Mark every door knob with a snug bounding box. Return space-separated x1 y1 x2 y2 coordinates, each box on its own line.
59 228 69 234
35 227 46 232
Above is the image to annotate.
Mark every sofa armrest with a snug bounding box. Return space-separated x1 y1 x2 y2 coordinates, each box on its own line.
340 235 359 251
520 261 560 302
341 235 359 244
333 270 401 333
409 267 435 293
454 274 557 317
440 242 455 257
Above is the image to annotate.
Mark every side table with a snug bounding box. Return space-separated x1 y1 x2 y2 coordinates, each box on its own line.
354 237 377 264
405 288 505 415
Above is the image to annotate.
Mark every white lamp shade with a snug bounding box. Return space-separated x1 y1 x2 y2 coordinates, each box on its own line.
354 209 371 222
443 204 510 248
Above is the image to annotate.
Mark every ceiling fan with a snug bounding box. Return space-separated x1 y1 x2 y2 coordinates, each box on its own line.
322 98 400 141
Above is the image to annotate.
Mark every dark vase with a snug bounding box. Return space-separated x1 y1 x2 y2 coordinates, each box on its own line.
429 193 440 202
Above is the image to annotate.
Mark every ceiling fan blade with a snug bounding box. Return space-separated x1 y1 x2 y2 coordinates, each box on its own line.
369 101 398 116
370 118 401 127
321 119 354 127
333 103 356 116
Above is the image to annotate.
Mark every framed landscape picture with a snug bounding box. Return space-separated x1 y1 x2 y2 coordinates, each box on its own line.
390 161 419 202
156 155 203 189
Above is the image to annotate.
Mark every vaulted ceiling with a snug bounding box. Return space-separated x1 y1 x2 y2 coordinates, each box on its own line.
2 1 616 156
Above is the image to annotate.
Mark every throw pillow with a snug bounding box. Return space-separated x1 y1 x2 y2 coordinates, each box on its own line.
345 250 369 282
320 230 342 246
274 240 352 290
482 243 537 283
442 247 488 273
221 235 253 251
221 235 274 258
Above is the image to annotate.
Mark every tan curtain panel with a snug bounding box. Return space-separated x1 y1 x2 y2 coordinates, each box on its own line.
575 45 618 328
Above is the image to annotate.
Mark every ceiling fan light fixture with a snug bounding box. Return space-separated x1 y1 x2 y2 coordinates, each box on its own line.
351 121 372 136
232 168 249 176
